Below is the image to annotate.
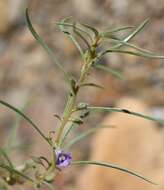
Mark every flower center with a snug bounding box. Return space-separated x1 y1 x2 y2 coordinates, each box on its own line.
59 155 66 162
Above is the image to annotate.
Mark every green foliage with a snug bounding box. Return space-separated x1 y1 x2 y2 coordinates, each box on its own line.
65 125 113 149
0 100 50 145
0 7 164 189
72 161 157 185
88 106 164 125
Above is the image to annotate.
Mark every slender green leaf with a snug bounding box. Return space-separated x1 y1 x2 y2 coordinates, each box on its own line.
124 19 150 40
0 148 14 169
58 18 84 58
6 113 22 150
105 37 155 55
65 125 113 149
60 122 78 147
94 64 124 80
100 26 134 36
0 163 34 182
95 19 151 63
88 106 164 125
6 142 32 152
113 19 150 49
25 9 70 81
80 23 99 37
80 82 104 89
56 22 93 41
5 100 29 150
65 128 97 149
72 22 91 49
72 160 157 185
0 100 50 145
101 49 164 59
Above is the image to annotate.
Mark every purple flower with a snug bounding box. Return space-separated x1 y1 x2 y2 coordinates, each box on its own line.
55 149 72 169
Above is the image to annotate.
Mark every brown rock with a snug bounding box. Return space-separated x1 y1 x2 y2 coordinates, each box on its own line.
0 0 9 33
0 0 25 34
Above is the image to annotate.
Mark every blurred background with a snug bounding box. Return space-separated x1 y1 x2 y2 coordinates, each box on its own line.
0 0 164 189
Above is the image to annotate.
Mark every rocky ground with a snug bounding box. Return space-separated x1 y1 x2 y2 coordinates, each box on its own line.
0 0 164 189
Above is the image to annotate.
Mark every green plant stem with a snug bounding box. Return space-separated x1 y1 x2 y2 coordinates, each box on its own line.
39 148 57 183
56 94 77 146
78 53 93 84
54 31 98 148
55 51 94 147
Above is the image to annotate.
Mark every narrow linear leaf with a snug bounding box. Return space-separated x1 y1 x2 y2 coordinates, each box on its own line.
88 106 164 125
73 22 91 49
102 49 164 59
100 26 134 36
95 20 151 63
58 18 84 58
6 112 23 150
0 100 50 145
0 163 34 182
25 9 70 81
94 64 124 80
56 22 93 41
124 19 150 40
53 114 61 121
0 148 14 169
72 160 157 185
113 19 150 49
6 142 32 152
60 122 77 147
6 100 30 150
65 125 113 149
80 23 99 37
80 82 104 89
106 37 155 55
65 128 98 149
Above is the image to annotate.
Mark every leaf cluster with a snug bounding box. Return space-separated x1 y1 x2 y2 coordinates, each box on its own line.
0 8 164 189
